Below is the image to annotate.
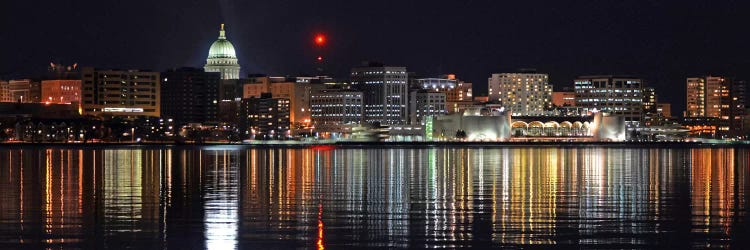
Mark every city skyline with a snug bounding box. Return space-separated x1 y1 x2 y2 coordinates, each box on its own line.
2 1 750 115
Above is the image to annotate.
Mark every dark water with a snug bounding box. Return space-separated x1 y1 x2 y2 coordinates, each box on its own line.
0 146 748 249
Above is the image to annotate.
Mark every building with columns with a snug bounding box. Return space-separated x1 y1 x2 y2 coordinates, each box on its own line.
205 24 241 80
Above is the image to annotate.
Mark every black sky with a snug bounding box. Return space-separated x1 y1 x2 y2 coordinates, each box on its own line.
1 0 749 114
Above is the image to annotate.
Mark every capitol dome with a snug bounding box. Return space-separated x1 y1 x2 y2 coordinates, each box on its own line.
205 24 241 80
208 30 237 59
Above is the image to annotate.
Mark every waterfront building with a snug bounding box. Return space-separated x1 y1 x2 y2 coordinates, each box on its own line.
430 107 626 142
487 71 552 116
310 89 364 132
81 67 160 118
41 79 81 104
416 74 473 114
243 76 314 127
240 93 290 139
204 24 240 80
408 90 446 125
574 75 643 126
685 76 745 135
350 62 408 125
161 68 221 124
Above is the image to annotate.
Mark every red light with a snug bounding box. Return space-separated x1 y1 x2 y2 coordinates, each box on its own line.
314 34 326 45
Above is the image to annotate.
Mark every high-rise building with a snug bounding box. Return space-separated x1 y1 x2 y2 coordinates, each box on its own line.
724 79 746 134
350 62 408 125
641 87 658 125
41 80 81 104
552 91 576 107
310 89 364 131
488 71 552 116
685 76 745 134
81 67 160 118
408 90 446 125
574 75 643 126
161 68 221 124
686 76 725 118
240 93 290 139
205 24 240 80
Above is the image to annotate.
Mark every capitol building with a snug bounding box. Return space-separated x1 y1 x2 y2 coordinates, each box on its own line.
205 24 240 80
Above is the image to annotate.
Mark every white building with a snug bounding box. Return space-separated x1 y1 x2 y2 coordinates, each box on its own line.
204 24 241 80
488 72 552 116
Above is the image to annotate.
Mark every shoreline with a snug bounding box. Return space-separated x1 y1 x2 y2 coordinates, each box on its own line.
0 141 747 148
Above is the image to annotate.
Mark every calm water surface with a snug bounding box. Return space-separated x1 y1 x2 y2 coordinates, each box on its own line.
0 146 748 249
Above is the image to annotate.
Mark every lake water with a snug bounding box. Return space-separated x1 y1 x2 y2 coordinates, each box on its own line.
0 145 748 249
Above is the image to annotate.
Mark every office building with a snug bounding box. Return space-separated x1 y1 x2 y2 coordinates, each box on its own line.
686 76 745 134
161 68 221 124
81 67 160 118
686 76 724 118
1 79 38 103
243 76 314 127
552 91 576 107
416 74 473 114
574 75 643 126
408 90 446 125
310 89 364 131
642 87 658 126
205 24 240 80
488 71 552 116
41 80 81 104
240 93 290 139
350 62 408 125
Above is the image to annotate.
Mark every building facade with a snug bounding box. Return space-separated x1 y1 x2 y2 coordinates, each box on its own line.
686 76 745 135
350 63 408 125
416 75 473 114
243 76 314 127
574 75 643 126
41 80 81 104
204 24 241 80
310 89 364 131
488 72 552 116
408 90 446 125
161 68 221 124
552 91 576 107
81 67 160 118
240 93 290 139
642 87 658 126
1 79 38 103
686 76 724 118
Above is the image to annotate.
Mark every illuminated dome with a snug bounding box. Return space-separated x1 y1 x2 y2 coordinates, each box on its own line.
207 29 237 59
205 24 241 79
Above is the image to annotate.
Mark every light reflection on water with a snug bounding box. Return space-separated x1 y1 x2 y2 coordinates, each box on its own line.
0 146 747 249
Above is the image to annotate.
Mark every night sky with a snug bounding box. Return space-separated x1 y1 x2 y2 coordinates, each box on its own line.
2 0 749 114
